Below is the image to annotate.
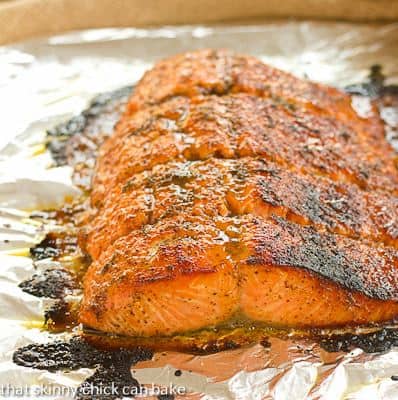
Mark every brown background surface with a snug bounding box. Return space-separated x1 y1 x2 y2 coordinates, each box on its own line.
0 0 398 45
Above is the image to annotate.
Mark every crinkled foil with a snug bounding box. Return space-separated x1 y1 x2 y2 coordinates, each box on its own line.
0 21 398 400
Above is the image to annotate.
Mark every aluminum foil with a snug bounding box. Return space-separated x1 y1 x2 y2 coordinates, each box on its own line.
0 21 398 400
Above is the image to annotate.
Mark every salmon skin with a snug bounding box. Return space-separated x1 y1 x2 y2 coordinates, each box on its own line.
80 49 398 338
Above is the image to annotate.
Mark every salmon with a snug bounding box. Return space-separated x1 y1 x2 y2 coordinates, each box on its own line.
240 214 398 327
80 217 239 337
80 50 398 338
241 265 398 328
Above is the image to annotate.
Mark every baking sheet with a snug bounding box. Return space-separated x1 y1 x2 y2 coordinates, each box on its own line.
0 21 398 399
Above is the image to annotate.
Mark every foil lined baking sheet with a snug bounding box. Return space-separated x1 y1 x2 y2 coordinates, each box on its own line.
0 21 398 399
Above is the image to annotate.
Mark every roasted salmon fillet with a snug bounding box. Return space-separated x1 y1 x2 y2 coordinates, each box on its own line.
80 49 398 338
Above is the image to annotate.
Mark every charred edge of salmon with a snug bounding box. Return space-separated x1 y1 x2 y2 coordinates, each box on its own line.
248 215 398 301
82 326 244 355
81 322 398 355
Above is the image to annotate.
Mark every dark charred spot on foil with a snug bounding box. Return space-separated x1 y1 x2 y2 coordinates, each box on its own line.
13 336 106 371
19 268 76 299
344 64 398 100
157 395 175 400
30 202 86 226
193 340 240 355
47 114 87 139
29 209 59 221
25 228 84 331
260 338 271 348
30 231 79 261
30 235 60 260
13 336 153 400
76 365 140 400
47 85 133 167
46 114 87 164
345 65 386 98
345 65 398 152
320 328 398 353
44 299 80 332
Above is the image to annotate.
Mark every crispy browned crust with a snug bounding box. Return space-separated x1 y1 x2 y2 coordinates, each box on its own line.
92 94 398 206
241 215 398 301
84 212 398 299
84 157 398 260
126 49 393 169
80 49 398 336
